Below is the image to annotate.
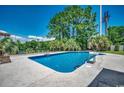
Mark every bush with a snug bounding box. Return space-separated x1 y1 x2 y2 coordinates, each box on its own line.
64 39 81 51
114 44 119 51
49 39 81 51
88 36 112 51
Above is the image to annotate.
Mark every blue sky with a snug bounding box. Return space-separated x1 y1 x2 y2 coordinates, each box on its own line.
0 5 124 37
102 5 124 34
0 5 100 38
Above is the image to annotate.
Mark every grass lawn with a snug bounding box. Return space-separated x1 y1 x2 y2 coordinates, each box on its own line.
101 51 124 55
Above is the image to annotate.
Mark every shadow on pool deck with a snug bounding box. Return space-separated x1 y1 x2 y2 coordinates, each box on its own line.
88 68 124 87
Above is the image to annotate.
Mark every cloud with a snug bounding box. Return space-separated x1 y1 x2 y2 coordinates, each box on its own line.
0 30 8 33
0 29 55 42
28 35 55 41
11 35 23 39
10 35 28 42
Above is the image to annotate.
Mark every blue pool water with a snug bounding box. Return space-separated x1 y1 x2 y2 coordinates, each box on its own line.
29 52 95 73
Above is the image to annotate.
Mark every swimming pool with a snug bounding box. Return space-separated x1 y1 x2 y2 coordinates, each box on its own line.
29 52 96 73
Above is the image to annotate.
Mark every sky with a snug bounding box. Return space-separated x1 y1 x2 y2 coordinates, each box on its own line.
0 5 100 38
0 5 124 38
102 5 124 34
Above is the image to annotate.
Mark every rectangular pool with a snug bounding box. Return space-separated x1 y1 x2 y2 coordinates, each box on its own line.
29 52 96 73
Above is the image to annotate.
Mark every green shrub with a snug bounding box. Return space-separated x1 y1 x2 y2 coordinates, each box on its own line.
88 36 112 51
114 44 119 51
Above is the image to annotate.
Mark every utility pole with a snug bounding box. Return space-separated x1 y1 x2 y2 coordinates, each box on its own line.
100 5 102 36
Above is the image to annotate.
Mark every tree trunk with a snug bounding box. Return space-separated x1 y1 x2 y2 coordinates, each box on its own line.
105 21 108 35
72 27 75 37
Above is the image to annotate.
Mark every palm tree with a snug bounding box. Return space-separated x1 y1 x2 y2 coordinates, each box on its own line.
88 36 112 51
103 11 110 35
64 39 81 51
0 38 19 55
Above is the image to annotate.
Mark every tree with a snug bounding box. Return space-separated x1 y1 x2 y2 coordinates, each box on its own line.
48 5 97 50
75 6 97 49
64 5 84 38
103 11 110 35
64 39 81 51
48 11 69 40
88 36 112 51
0 38 19 55
108 26 124 45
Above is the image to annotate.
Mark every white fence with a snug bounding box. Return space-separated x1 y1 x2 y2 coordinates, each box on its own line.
110 45 124 51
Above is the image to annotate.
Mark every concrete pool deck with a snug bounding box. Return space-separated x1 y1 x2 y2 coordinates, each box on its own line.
0 52 124 87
